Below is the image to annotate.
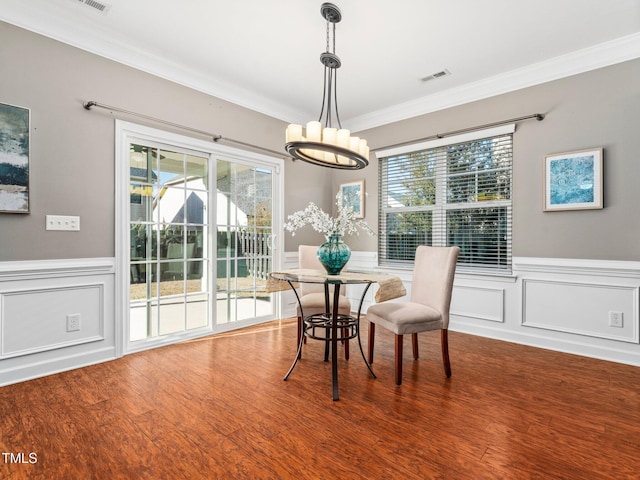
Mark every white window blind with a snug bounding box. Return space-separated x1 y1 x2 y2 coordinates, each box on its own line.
377 126 514 273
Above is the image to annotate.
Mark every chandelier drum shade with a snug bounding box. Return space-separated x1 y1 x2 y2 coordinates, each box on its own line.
285 3 369 170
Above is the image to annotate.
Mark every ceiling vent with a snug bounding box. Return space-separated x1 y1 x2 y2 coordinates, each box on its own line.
420 69 451 83
71 0 111 14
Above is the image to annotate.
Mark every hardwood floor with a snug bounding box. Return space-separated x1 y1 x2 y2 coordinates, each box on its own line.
1 318 639 479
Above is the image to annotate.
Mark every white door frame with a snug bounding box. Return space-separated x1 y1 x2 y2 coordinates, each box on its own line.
115 120 284 356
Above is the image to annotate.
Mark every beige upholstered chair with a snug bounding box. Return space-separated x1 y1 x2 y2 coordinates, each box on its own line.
297 245 352 358
367 245 459 385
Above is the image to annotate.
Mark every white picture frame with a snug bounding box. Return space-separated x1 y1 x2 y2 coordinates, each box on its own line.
339 180 365 218
543 148 603 211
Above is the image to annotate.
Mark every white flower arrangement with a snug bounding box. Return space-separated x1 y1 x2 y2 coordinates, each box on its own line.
284 193 375 237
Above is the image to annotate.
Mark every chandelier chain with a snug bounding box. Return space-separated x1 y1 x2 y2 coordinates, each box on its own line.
326 18 330 53
325 16 337 54
333 22 336 53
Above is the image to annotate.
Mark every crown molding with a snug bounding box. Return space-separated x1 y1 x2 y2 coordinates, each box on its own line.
2 4 639 130
0 6 301 123
347 32 640 133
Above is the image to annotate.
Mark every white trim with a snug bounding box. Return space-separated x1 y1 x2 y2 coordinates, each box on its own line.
0 257 114 280
375 124 516 158
348 32 640 132
1 284 106 358
317 251 640 367
452 285 505 324
1 5 638 130
521 279 639 343
513 256 640 278
0 257 116 386
0 347 116 387
449 323 640 368
116 121 284 355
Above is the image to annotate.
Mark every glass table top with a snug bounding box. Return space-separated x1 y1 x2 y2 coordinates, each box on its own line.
269 268 375 285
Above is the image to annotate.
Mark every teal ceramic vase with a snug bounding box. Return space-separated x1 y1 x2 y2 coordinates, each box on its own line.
317 234 351 275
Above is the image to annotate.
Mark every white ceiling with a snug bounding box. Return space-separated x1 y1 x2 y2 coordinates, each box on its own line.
2 0 640 131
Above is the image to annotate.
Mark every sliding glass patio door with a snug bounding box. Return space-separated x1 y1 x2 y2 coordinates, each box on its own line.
215 159 274 325
117 122 282 354
128 143 210 342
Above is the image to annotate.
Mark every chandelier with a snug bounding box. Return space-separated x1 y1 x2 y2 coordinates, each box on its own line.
285 3 369 170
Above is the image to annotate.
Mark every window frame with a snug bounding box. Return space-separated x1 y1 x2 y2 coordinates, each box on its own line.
376 124 515 273
115 120 285 356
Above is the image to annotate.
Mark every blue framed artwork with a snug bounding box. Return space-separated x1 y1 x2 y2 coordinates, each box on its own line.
340 180 365 218
544 148 603 211
0 102 30 213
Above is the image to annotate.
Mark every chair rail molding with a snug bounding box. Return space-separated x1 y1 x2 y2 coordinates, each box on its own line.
513 256 640 278
0 257 115 280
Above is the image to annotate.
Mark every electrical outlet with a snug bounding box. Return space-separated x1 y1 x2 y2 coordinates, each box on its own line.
66 314 81 332
46 215 80 231
609 311 623 328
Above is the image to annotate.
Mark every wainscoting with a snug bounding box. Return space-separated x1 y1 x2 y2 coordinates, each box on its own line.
1 253 638 386
510 257 640 365
283 251 640 367
0 258 116 386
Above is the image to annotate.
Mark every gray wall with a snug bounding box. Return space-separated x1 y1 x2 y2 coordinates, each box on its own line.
2 21 638 262
0 21 331 260
282 158 334 250
337 59 640 261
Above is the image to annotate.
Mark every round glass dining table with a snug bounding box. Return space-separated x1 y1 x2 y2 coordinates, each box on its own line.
269 269 377 401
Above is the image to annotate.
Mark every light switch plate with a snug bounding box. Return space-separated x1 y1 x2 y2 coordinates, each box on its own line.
46 215 80 231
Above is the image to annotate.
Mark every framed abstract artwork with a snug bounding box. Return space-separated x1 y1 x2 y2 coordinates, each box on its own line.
0 102 30 213
340 180 365 218
543 148 603 211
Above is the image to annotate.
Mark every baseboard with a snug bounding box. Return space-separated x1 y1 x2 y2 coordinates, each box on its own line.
450 321 640 367
0 346 117 387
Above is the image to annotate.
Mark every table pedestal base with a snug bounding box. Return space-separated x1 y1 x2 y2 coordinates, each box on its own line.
283 281 376 401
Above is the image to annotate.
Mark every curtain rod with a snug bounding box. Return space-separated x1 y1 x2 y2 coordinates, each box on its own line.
372 113 545 152
83 101 544 159
82 100 289 159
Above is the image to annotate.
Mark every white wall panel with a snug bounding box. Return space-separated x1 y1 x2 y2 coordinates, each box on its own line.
0 258 115 386
1 284 104 358
451 285 505 323
522 279 638 343
279 251 299 319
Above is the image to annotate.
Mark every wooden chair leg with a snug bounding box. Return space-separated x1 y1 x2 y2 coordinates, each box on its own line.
367 322 375 364
395 334 403 385
441 329 451 378
411 333 419 360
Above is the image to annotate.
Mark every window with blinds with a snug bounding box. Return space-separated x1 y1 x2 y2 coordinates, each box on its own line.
378 127 513 273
